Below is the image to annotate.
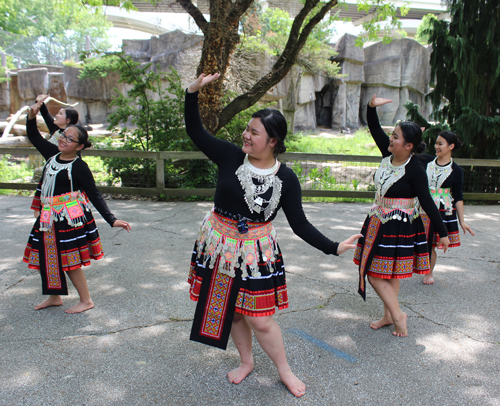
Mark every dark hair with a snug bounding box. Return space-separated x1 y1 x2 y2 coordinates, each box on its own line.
68 124 92 149
62 107 79 125
438 130 462 150
251 108 287 157
398 121 426 154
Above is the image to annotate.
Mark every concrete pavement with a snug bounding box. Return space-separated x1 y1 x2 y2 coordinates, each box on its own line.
0 195 499 405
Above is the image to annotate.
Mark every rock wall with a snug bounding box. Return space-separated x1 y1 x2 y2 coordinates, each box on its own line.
0 31 433 134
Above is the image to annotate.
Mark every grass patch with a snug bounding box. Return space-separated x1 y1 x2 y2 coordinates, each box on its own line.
286 128 381 156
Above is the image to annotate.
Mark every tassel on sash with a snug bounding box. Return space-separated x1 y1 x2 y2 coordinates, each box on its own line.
430 188 453 215
195 211 277 279
368 196 419 224
40 191 90 231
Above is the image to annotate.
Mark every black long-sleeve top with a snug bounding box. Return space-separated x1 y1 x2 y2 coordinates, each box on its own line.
419 154 464 204
367 105 447 237
40 103 62 135
26 117 117 226
185 91 339 255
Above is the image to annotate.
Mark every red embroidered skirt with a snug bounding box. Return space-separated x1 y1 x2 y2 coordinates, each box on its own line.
354 198 430 300
23 194 103 296
421 207 460 249
188 211 288 349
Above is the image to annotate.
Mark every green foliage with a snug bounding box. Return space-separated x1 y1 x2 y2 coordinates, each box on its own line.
415 13 438 45
88 54 217 190
78 55 122 79
354 0 409 46
0 0 111 65
425 0 500 159
238 7 339 77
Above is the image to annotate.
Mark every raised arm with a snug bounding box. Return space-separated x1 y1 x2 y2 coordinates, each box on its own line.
39 102 61 135
367 95 393 158
26 102 59 160
185 74 239 163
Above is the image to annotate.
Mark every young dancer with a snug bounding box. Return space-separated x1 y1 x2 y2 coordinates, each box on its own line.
30 95 80 216
354 95 449 337
23 101 131 313
186 73 361 397
419 131 475 285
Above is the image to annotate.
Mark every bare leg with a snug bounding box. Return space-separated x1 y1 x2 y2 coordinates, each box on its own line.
368 276 407 337
245 315 305 397
228 312 254 384
35 295 63 310
65 267 94 314
423 248 437 285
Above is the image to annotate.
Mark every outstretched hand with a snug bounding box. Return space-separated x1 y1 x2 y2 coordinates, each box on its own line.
436 236 450 253
369 94 393 108
187 73 220 93
461 222 475 236
337 233 363 255
113 220 131 232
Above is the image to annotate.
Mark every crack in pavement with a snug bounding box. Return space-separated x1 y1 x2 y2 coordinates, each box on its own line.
404 303 498 345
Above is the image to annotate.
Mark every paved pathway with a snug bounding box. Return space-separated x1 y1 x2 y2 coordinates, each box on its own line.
1 196 499 405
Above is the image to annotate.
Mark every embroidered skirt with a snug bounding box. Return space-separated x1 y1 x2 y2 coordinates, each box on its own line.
188 210 288 349
354 197 430 300
420 188 460 249
23 191 104 295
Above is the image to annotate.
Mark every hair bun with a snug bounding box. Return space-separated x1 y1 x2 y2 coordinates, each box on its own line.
416 142 427 154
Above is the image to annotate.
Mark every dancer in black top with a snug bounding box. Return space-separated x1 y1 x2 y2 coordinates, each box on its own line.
354 95 449 337
186 74 361 397
30 95 80 215
419 131 475 285
23 101 131 313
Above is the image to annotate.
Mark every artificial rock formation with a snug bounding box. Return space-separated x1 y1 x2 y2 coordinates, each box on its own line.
1 31 433 136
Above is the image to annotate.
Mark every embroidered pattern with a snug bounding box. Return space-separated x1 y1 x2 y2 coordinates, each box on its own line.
199 268 233 341
358 216 381 294
368 196 419 224
40 191 90 231
43 227 61 290
195 211 278 279
374 156 411 197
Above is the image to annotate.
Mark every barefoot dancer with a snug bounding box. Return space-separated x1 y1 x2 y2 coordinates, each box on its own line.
23 102 131 314
354 95 449 337
186 74 361 397
419 131 475 285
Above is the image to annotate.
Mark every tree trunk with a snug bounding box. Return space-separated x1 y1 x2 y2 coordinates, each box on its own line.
178 0 339 134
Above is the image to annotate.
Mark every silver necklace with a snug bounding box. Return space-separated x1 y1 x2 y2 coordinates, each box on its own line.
235 155 282 221
41 153 77 199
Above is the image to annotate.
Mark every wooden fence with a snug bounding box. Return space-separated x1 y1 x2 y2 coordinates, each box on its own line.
1 147 499 200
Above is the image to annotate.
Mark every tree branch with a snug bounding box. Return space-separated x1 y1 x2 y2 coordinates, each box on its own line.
227 0 255 25
216 0 338 132
176 0 208 34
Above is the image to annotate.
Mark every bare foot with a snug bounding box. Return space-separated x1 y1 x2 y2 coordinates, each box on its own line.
370 315 393 330
392 312 408 337
423 274 435 285
34 297 63 310
65 300 94 314
279 368 306 398
228 361 254 384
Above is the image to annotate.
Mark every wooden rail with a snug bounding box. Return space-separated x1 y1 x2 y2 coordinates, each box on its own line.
1 147 498 200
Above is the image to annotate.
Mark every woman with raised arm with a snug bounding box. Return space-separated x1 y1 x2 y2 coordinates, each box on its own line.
30 95 81 216
354 95 449 337
185 73 361 397
419 131 475 285
23 101 131 314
